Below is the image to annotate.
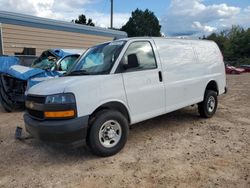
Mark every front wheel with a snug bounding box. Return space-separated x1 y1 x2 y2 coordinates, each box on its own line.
88 110 129 157
198 90 218 118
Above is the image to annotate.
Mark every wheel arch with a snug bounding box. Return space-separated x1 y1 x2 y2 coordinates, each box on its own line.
89 100 131 124
204 80 219 96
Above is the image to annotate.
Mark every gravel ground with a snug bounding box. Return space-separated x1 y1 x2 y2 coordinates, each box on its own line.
0 74 249 188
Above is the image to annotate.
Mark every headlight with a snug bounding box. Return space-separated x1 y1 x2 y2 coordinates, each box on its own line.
45 93 75 104
44 93 76 119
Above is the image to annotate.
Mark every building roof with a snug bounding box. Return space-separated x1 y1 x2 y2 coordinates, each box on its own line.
0 11 127 39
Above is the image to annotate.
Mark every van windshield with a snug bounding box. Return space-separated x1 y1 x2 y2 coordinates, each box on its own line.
66 41 126 75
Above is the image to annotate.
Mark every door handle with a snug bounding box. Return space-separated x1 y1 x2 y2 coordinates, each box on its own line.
158 71 163 82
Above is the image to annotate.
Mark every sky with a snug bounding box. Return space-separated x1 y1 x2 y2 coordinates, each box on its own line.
0 0 250 37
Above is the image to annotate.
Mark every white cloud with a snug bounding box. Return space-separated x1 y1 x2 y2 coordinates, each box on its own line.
244 6 250 13
162 0 242 36
192 21 216 33
86 12 130 28
0 0 91 20
0 0 129 28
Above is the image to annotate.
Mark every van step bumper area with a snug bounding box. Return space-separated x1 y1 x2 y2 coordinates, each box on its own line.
224 87 228 94
24 113 89 146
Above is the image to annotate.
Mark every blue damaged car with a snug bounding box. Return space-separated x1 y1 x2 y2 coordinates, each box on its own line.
0 49 83 112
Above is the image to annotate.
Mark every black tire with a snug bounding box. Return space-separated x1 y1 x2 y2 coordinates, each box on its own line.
0 81 25 112
198 90 218 118
0 95 12 112
88 110 129 157
0 87 13 112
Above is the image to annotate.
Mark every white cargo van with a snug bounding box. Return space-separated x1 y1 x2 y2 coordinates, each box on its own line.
24 37 227 156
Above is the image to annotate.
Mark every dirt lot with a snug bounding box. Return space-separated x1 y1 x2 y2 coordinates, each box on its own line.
0 74 249 188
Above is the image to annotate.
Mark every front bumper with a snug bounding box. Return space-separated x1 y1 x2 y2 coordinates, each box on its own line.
24 113 89 146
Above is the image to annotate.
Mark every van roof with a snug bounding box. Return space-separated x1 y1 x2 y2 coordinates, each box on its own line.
116 37 215 44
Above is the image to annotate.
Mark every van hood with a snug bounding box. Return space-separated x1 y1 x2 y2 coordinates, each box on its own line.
27 75 102 95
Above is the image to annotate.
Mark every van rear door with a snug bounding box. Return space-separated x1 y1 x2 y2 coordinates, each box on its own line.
119 41 165 123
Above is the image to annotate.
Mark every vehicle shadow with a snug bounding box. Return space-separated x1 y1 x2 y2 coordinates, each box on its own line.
45 107 198 152
130 106 201 131
16 106 202 162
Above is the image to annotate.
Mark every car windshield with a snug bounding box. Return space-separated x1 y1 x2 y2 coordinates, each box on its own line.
67 41 126 75
31 50 60 70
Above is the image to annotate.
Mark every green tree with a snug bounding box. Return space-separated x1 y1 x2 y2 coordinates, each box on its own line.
72 14 95 26
120 9 161 37
206 31 227 53
206 25 250 65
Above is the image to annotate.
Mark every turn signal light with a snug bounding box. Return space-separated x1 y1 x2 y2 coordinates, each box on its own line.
44 110 75 118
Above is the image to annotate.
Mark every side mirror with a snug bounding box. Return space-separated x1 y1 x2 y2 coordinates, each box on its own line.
123 54 139 70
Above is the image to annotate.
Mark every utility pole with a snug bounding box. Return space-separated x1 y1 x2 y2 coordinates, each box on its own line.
110 0 113 29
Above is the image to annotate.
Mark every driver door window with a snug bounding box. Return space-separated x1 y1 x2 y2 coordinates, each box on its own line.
120 41 157 72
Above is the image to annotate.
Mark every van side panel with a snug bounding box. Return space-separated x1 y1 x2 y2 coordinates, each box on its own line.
153 38 225 113
192 41 226 95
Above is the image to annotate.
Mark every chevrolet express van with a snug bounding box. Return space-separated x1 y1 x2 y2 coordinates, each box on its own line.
24 37 227 156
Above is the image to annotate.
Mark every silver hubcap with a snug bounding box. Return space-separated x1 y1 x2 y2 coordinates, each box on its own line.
207 96 215 113
99 120 122 148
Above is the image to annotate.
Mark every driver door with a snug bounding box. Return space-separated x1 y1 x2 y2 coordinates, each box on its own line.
119 41 165 123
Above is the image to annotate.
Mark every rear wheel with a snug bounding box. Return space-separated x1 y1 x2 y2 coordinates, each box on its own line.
198 90 218 118
88 110 129 157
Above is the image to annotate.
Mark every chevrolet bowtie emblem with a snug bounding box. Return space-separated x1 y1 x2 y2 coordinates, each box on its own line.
26 101 34 109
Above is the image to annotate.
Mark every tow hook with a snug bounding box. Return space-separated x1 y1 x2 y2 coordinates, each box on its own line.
15 126 33 140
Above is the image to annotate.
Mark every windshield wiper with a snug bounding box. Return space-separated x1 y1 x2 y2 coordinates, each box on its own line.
65 70 90 76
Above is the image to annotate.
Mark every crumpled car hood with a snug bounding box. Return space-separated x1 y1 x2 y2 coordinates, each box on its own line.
6 65 45 80
0 56 20 72
0 56 45 80
0 56 62 88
